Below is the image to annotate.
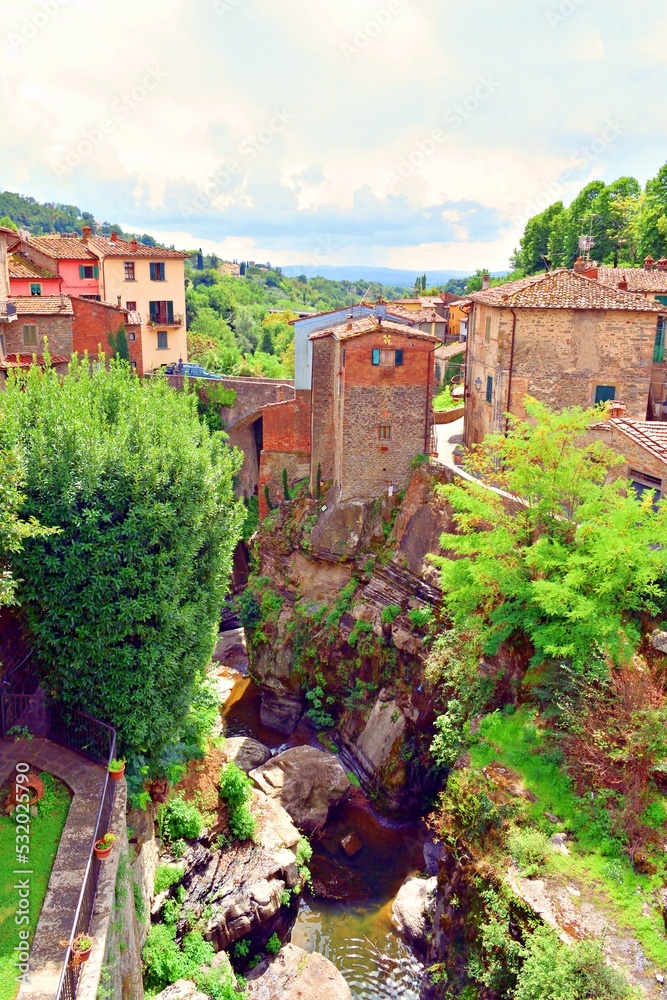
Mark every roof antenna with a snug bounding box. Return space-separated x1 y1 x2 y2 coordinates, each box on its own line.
359 285 373 306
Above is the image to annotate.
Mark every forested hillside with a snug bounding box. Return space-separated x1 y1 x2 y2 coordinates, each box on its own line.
0 190 158 244
511 161 667 274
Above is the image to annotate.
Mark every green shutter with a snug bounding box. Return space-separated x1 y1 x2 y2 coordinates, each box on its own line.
79 265 85 279
93 265 99 279
395 349 403 366
167 301 174 323
150 263 156 280
372 348 380 365
594 385 615 405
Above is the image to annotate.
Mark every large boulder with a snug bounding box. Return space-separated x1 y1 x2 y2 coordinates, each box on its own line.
250 747 350 833
651 631 667 655
246 943 352 1000
391 875 437 952
151 982 208 1000
223 737 271 773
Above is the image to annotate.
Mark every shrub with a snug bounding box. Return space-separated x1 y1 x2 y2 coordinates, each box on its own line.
265 933 281 955
408 607 435 629
160 794 204 841
143 923 243 999
506 826 552 876
295 837 313 887
381 603 401 624
433 385 460 412
430 700 468 770
514 926 634 1000
233 939 250 958
154 863 185 894
220 762 256 841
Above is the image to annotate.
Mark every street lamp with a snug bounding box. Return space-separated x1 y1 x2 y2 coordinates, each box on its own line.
474 376 483 393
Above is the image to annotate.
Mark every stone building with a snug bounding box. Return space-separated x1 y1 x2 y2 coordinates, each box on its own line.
591 416 667 503
309 315 438 501
0 296 73 385
463 268 665 448
70 296 143 373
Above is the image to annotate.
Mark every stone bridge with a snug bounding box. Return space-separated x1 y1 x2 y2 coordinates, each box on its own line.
216 376 295 430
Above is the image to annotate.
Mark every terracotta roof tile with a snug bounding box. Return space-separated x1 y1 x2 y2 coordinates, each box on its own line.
10 296 73 316
28 236 98 260
597 267 667 294
608 418 667 467
469 268 665 312
87 236 190 259
309 315 439 342
8 254 59 280
385 305 440 324
0 353 69 369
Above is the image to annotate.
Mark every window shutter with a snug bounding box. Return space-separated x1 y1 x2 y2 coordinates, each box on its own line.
79 265 85 279
486 376 493 404
372 348 380 365
395 349 403 366
93 265 99 279
149 301 156 320
167 301 174 323
150 263 156 280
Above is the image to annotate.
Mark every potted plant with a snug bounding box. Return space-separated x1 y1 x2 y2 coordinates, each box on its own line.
71 934 93 963
108 759 126 782
93 832 115 860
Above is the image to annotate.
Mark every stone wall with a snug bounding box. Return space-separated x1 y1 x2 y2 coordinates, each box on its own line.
465 305 658 445
309 337 337 492
259 390 311 517
71 297 143 374
5 313 73 358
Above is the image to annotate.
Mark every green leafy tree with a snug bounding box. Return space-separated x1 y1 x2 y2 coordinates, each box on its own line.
0 358 244 758
434 399 667 675
512 201 564 272
0 445 54 607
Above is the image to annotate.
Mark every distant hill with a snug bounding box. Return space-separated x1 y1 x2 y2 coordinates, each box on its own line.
0 190 158 245
280 264 508 286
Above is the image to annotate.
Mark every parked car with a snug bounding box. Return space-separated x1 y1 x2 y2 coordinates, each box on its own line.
163 362 223 380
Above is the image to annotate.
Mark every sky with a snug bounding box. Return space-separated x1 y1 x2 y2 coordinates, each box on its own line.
1 0 666 272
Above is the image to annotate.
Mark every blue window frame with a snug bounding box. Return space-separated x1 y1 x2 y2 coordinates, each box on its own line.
594 385 615 405
486 375 493 404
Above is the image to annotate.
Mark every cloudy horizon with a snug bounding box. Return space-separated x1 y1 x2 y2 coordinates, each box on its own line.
2 0 665 273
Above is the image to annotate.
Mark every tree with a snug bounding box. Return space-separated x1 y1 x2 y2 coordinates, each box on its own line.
434 399 667 675
0 358 244 758
0 446 54 607
107 323 130 362
512 202 564 272
0 215 18 231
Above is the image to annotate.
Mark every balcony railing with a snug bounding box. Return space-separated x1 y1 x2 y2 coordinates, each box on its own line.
148 313 183 326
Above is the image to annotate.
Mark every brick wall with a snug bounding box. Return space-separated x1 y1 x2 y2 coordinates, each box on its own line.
71 298 143 374
5 313 72 357
258 390 311 517
465 305 658 445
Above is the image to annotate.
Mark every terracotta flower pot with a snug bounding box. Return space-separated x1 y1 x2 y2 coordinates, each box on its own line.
72 939 93 963
93 841 113 860
109 764 125 782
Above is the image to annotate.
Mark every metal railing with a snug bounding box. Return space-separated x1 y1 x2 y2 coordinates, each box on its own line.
0 649 117 1000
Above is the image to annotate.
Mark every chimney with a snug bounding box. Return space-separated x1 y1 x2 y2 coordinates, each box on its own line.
117 295 121 307
644 255 655 270
110 230 118 242
656 258 667 271
583 266 598 280
481 272 490 290
573 256 586 274
130 237 138 251
617 277 628 291
82 225 92 242
609 400 626 419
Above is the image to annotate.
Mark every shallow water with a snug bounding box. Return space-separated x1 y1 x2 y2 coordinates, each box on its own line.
219 655 427 997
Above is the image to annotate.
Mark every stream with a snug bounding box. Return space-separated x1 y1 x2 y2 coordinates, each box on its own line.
217 634 427 999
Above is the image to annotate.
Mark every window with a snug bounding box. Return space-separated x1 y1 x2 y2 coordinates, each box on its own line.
157 331 168 350
594 385 615 405
124 261 135 281
128 331 136 342
125 301 136 311
130 361 137 370
78 264 99 279
485 315 491 343
81 294 101 301
378 425 392 440
486 375 493 404
150 262 166 281
0 333 5 356
371 348 403 366
23 324 37 347
435 362 442 382
654 318 666 363
149 301 174 324
29 283 41 296
630 470 662 510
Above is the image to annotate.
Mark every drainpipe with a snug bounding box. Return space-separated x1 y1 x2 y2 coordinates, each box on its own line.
505 308 518 435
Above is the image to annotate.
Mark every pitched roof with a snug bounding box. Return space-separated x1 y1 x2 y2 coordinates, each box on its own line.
0 353 70 370
608 418 667 467
87 236 191 259
28 236 98 260
597 267 667 294
8 254 59 280
309 315 439 343
469 268 665 312
9 296 73 316
385 304 440 324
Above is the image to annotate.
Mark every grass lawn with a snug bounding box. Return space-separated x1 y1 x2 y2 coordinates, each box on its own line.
0 772 71 1000
469 709 667 967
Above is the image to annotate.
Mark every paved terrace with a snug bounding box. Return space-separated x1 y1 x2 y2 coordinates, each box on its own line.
0 739 106 1000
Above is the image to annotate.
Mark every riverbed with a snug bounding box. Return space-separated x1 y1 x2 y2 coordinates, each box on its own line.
217 644 427 999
